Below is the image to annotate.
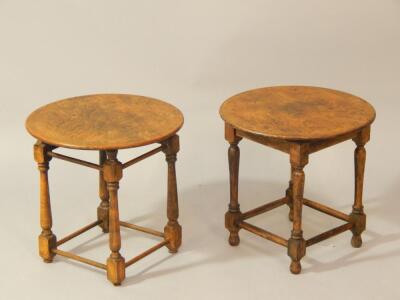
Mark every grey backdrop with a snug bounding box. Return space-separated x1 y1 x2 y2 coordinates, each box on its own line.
1 1 399 299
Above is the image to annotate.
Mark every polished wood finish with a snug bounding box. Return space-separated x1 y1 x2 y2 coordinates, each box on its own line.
27 94 183 286
120 221 164 238
287 143 308 274
26 94 184 150
239 222 288 247
241 197 287 220
225 124 242 246
125 240 169 267
98 150 110 233
49 219 168 273
34 141 57 263
52 248 107 270
47 151 102 170
303 198 351 222
122 146 163 169
56 221 101 246
306 223 353 247
350 127 370 248
220 86 375 141
162 135 182 253
220 86 375 274
103 150 125 285
286 166 294 221
308 130 360 154
236 129 290 153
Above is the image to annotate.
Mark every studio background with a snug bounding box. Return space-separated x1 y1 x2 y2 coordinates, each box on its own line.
0 1 399 299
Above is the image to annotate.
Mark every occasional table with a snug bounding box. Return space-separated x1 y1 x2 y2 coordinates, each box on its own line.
26 94 184 285
220 86 375 274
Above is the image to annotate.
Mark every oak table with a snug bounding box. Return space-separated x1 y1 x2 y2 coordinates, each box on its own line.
220 86 376 274
26 94 184 285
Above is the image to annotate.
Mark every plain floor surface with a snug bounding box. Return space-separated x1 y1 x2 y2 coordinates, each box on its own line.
1 1 399 299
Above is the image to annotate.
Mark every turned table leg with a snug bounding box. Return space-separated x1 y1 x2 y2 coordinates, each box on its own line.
286 166 294 222
103 150 125 286
162 135 182 253
224 124 242 246
97 150 110 233
287 144 308 274
350 127 370 248
34 141 57 263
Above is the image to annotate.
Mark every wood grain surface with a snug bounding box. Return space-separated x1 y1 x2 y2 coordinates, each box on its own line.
221 86 375 274
26 94 184 150
220 86 375 141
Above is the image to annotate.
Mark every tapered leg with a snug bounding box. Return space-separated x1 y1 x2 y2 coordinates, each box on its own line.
287 144 308 274
286 166 294 222
97 150 110 233
34 141 57 263
350 127 370 248
224 124 242 246
103 150 125 286
162 135 182 253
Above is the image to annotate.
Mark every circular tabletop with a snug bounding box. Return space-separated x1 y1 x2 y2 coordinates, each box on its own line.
220 86 375 141
26 94 184 150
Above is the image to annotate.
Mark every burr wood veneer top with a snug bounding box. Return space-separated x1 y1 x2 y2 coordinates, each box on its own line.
220 86 376 141
26 94 184 150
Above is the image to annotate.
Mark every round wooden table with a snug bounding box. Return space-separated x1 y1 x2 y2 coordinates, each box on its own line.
26 94 183 149
220 86 375 274
26 94 184 285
